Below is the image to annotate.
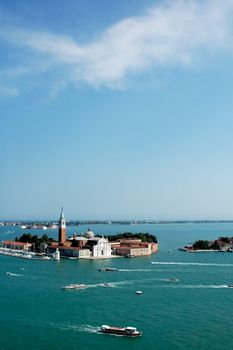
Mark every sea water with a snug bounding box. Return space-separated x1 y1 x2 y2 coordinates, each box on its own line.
1 223 233 350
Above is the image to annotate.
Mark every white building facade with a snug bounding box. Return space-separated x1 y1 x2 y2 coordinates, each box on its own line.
91 237 112 258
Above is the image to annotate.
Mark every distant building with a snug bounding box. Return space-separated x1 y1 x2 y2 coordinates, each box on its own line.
2 241 32 251
48 209 157 258
111 238 158 257
48 210 112 258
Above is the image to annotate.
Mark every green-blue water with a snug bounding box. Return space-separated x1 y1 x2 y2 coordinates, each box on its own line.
1 223 233 350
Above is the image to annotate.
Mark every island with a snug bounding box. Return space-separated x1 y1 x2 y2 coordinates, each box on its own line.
180 236 233 252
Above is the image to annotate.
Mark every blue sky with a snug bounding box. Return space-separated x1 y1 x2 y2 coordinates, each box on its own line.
1 0 233 220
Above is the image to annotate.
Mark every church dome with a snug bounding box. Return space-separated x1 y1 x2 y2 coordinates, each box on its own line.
86 228 94 239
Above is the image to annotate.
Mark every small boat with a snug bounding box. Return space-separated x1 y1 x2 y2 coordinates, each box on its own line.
136 290 142 294
41 256 51 260
62 284 86 290
98 283 114 287
169 278 180 283
228 285 233 288
124 254 135 258
100 325 142 337
98 267 118 272
21 253 32 259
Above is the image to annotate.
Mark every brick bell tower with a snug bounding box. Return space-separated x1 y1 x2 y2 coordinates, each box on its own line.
58 207 66 244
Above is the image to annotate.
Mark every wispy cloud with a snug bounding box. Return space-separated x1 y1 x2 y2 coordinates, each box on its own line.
1 0 233 95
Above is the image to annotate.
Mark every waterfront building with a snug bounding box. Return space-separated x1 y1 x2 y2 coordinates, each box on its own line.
48 212 112 258
48 209 157 258
111 238 158 256
1 241 32 251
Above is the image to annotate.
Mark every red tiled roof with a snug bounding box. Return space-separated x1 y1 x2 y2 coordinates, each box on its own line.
48 245 86 250
3 241 32 246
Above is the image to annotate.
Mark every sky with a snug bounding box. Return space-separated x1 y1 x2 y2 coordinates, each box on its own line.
1 0 233 220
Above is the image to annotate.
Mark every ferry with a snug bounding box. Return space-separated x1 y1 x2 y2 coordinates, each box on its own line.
100 325 142 337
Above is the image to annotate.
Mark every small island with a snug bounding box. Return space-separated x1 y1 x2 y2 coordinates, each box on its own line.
180 236 233 252
0 210 158 259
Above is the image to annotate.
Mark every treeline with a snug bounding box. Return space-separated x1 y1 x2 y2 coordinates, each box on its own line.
107 232 157 243
192 239 226 250
15 233 55 244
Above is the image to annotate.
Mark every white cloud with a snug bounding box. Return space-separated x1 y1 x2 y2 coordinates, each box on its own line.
1 0 233 92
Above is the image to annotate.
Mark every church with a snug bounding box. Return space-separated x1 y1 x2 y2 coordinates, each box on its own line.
48 208 112 259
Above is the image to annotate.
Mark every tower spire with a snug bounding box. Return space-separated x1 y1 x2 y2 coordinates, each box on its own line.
60 207 65 220
58 207 66 244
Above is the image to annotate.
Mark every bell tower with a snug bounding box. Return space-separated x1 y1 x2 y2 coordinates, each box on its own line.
58 207 66 244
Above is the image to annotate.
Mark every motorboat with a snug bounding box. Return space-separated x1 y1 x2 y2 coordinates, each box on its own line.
98 267 118 272
124 254 135 258
98 283 114 287
169 278 180 283
100 325 142 337
62 284 86 290
136 290 142 294
41 256 51 260
227 285 233 288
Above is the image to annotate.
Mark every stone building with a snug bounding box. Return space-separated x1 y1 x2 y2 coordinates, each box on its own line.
48 210 112 258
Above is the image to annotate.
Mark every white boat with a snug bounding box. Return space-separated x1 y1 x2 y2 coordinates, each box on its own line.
41 256 51 260
62 284 86 290
136 290 142 294
98 283 114 287
169 278 180 283
21 253 32 259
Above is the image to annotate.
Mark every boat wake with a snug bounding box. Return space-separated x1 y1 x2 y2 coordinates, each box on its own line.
63 280 137 290
118 268 154 272
90 280 136 288
151 262 233 267
6 272 23 277
77 325 100 334
48 322 99 334
160 284 230 289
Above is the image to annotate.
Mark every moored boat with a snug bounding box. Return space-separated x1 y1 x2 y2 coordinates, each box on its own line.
100 325 142 337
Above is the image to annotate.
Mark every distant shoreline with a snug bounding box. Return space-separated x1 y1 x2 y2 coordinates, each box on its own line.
2 220 233 227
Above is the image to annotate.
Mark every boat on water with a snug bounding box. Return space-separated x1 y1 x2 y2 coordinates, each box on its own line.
124 254 135 258
227 285 233 288
98 267 118 272
62 284 86 290
98 283 114 287
20 253 32 259
136 290 142 294
100 325 142 337
169 278 180 283
41 256 51 260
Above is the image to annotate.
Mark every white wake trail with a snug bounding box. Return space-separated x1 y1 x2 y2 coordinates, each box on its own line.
151 262 233 267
